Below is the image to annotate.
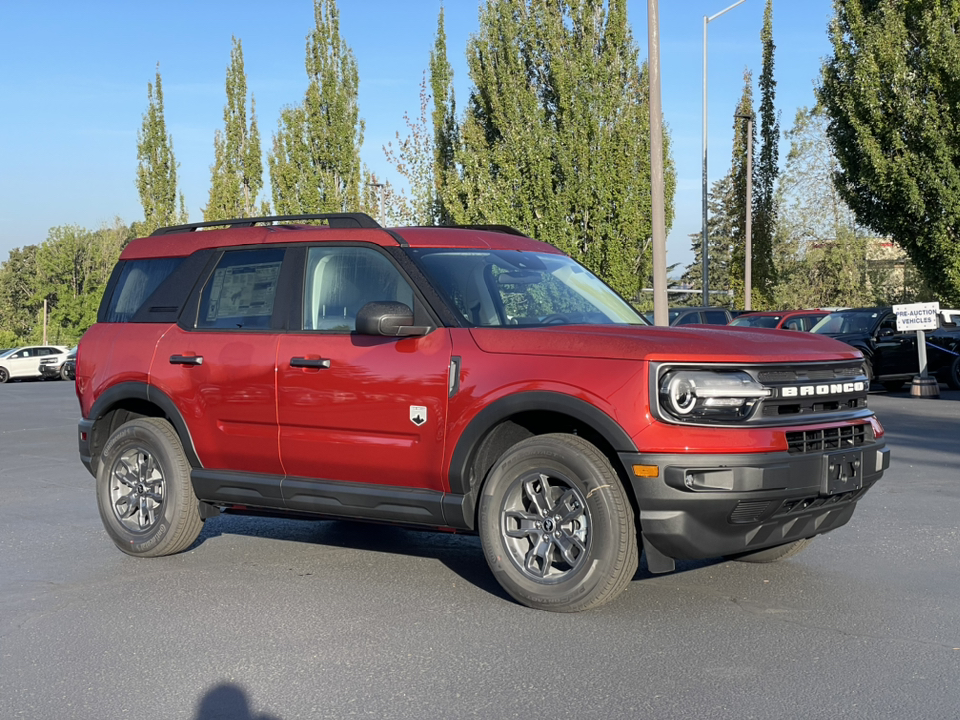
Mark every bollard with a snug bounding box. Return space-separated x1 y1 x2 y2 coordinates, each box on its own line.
910 376 940 398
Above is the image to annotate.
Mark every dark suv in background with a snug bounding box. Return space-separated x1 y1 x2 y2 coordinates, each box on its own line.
811 307 960 391
75 213 890 612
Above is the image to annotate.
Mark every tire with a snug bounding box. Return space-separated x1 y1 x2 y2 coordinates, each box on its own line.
60 364 71 381
861 359 873 387
96 418 203 557
948 356 960 391
881 380 905 392
478 433 638 612
727 537 814 564
0 367 8 384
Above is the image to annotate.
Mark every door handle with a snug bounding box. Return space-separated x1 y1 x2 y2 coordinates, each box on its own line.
170 355 204 366
290 357 331 369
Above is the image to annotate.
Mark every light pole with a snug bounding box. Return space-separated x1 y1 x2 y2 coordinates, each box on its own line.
735 112 753 311
702 0 747 307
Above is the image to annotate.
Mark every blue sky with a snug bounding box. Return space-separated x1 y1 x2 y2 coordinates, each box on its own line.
0 0 836 271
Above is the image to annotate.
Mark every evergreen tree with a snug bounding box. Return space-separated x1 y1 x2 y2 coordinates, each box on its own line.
819 0 960 305
439 0 675 300
268 0 364 216
205 38 265 221
136 66 187 235
684 173 735 301
753 0 779 306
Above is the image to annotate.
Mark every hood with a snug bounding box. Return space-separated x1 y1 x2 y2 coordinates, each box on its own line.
469 325 862 364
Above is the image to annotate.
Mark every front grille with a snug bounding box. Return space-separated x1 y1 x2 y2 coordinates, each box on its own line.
775 486 869 516
786 424 870 454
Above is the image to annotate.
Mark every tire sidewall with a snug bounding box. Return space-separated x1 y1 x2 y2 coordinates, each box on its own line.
0 366 8 383
478 437 629 610
949 356 960 391
96 419 190 556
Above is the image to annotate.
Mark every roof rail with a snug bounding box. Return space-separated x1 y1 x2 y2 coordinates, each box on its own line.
150 212 381 236
455 224 529 238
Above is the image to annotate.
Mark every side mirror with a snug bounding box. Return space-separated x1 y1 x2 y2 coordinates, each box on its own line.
356 302 431 337
877 328 895 338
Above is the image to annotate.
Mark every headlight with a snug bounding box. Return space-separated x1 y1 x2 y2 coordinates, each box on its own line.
659 370 770 422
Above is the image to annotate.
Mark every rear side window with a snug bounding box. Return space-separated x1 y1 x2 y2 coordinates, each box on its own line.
703 310 730 325
104 258 184 322
197 247 285 330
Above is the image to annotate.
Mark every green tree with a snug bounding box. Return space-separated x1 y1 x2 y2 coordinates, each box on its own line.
383 77 434 225
752 0 779 306
684 173 736 300
439 0 675 300
205 38 266 221
136 66 187 235
268 0 365 215
430 8 458 225
728 71 756 307
819 0 960 305
0 245 41 342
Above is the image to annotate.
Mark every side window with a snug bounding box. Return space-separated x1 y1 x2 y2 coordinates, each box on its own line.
676 313 701 325
878 314 898 335
197 247 285 330
105 258 185 323
302 247 413 332
703 310 729 325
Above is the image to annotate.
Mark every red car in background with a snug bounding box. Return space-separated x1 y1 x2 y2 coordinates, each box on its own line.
729 309 828 331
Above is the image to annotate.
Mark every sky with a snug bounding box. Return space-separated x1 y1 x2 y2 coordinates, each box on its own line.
0 0 838 273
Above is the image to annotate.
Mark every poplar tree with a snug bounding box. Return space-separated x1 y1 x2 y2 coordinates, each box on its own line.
136 66 187 235
205 38 265 221
752 0 778 307
268 0 365 216
819 0 960 305
430 8 457 225
728 71 756 306
439 0 674 300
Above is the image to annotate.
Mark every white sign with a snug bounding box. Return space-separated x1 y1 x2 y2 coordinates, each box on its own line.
893 302 940 332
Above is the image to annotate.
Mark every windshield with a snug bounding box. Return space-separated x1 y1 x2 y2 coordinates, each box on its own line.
730 315 781 329
811 310 881 335
409 249 648 327
0 348 15 359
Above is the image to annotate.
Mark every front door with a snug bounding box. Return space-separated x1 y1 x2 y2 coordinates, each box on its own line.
276 245 451 492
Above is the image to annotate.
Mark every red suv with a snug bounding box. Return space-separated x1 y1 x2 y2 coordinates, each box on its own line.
76 214 889 612
730 309 828 331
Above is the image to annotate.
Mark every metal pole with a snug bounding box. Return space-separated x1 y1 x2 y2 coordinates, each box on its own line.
649 0 668 326
702 0 747 307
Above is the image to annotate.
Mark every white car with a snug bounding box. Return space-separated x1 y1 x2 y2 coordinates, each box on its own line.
0 345 71 383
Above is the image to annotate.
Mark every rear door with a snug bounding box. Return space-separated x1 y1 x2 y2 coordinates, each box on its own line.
153 246 287 476
276 245 452 492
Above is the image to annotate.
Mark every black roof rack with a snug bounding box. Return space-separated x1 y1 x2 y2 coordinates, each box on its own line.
150 212 381 236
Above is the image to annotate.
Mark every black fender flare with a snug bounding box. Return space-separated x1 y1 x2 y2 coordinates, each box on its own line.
86 381 202 469
446 391 637 495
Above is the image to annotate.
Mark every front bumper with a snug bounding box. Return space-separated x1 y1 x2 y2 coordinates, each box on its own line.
619 441 889 563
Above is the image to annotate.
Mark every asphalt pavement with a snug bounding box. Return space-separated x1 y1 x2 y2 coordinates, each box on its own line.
1 379 958 720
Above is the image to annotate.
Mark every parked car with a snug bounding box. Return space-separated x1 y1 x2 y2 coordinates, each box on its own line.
39 348 76 380
76 213 889 612
0 345 70 383
60 351 76 381
729 309 828 331
810 307 960 391
643 306 734 325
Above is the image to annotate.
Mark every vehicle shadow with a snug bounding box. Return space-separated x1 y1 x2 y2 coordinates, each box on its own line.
191 512 722 600
193 683 281 720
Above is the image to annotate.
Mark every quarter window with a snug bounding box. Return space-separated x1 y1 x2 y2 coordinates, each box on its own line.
104 258 184 322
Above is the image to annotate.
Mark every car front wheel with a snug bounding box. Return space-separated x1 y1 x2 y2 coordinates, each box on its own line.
96 418 203 557
478 433 638 612
0 367 8 383
948 356 960 391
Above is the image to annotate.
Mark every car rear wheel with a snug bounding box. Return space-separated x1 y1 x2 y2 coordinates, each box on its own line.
60 364 71 381
478 433 638 612
96 418 203 557
948 356 960 391
0 367 8 383
727 537 814 563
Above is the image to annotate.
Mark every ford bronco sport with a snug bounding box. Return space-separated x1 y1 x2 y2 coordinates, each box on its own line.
76 213 890 612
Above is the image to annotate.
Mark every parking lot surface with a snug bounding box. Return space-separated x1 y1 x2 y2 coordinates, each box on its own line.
1 380 959 719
